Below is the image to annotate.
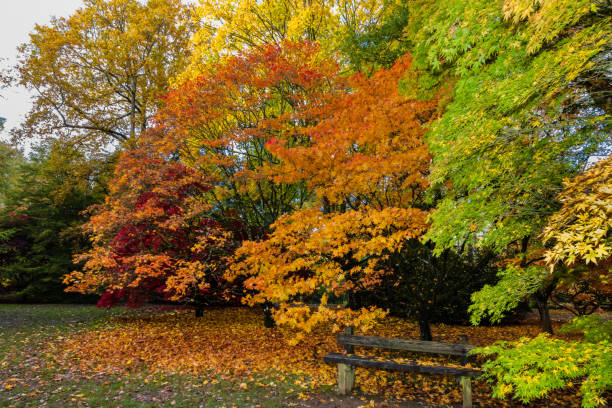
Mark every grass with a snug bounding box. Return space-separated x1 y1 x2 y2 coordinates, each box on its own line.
0 304 314 408
1 304 596 408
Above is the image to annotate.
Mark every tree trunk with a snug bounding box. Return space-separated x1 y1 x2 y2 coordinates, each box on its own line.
130 75 137 140
195 306 203 318
418 319 432 341
263 301 275 328
535 291 553 334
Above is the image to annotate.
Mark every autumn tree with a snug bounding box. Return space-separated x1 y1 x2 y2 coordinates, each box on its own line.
11 1 197 294
64 137 241 314
344 2 611 404
156 41 345 238
66 41 343 317
231 54 456 341
475 156 611 408
180 0 399 80
15 0 195 147
544 155 612 316
544 155 612 269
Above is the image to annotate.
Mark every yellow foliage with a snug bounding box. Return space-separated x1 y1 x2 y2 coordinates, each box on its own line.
502 0 596 54
544 155 612 268
179 0 391 80
231 206 429 335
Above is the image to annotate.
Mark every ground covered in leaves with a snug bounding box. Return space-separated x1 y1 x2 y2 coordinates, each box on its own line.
0 304 592 407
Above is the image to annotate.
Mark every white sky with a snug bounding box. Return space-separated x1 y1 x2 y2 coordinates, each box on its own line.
0 0 84 140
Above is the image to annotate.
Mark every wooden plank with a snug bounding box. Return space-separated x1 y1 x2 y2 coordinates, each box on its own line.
274 303 345 310
337 362 355 395
460 376 473 408
459 335 470 365
322 353 482 377
337 334 475 356
343 326 355 354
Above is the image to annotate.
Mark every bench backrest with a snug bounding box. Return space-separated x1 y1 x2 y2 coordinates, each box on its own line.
338 327 474 358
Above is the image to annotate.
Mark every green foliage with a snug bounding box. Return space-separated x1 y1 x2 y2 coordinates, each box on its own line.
358 2 612 403
421 20 611 252
355 242 499 327
394 0 611 335
0 142 113 302
379 0 612 254
339 0 411 71
475 315 612 407
560 314 612 343
0 142 23 205
469 265 551 325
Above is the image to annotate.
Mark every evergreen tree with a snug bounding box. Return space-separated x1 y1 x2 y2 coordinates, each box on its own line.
0 142 114 302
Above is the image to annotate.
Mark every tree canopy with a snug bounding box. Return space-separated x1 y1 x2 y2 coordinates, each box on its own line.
231 54 440 340
15 0 195 147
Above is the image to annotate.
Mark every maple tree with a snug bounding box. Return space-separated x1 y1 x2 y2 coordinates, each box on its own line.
15 0 195 147
397 1 612 399
385 0 612 334
472 156 612 408
65 41 345 316
2 0 610 405
476 313 611 408
5 0 197 302
156 41 345 237
544 155 612 316
63 138 240 313
543 155 612 269
231 54 452 341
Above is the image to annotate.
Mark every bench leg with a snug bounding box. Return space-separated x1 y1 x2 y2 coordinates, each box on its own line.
459 376 472 408
337 363 355 395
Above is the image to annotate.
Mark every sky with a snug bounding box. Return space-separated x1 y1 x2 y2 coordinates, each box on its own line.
0 0 84 139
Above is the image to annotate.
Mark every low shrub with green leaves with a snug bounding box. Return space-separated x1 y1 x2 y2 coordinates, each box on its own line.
474 316 611 407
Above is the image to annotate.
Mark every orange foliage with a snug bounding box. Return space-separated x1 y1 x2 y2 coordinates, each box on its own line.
231 54 439 338
266 54 436 207
64 143 238 307
152 42 346 234
65 42 350 307
51 307 584 407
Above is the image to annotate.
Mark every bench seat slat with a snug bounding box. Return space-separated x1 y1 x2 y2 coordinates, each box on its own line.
323 353 481 377
338 334 474 356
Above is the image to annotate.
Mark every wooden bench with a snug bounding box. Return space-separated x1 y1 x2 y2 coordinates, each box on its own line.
322 327 482 408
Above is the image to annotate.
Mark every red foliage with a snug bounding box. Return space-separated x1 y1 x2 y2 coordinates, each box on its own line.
65 146 244 309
